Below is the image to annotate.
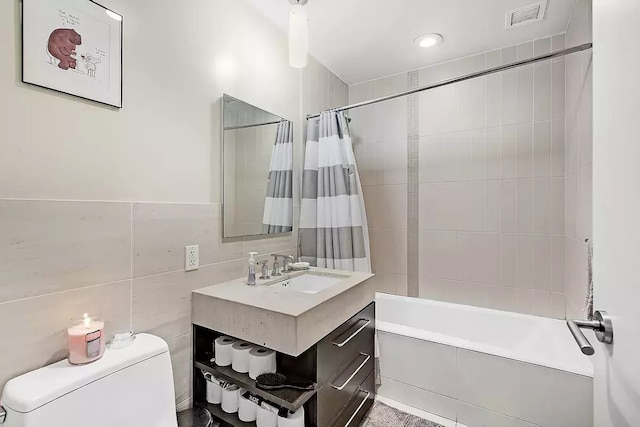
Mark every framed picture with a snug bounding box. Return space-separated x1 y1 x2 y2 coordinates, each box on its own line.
22 0 123 108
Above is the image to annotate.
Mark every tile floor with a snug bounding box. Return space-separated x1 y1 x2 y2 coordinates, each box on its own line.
360 401 444 427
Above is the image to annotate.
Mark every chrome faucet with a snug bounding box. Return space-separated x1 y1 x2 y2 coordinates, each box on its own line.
271 253 295 275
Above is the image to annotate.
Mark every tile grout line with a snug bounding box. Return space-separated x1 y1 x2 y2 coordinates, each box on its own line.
130 202 134 333
406 70 420 298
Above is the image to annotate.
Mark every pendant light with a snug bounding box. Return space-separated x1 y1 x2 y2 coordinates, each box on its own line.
289 0 308 68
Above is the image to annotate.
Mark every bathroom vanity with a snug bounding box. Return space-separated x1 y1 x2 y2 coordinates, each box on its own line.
191 268 376 427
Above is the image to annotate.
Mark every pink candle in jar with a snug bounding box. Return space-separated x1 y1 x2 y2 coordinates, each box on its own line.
67 313 105 365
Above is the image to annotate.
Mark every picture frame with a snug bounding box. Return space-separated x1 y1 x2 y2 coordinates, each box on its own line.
21 0 123 108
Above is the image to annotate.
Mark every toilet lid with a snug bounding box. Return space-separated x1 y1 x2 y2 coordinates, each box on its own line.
177 407 213 427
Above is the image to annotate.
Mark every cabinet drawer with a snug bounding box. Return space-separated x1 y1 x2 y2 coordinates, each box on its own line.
317 353 374 427
317 302 375 386
329 370 375 427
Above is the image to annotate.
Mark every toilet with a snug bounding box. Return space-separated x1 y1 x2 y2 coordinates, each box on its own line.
0 333 178 427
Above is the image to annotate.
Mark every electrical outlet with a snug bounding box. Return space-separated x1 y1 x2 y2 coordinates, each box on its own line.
185 245 199 271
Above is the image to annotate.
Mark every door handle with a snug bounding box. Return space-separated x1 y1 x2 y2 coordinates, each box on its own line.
566 310 614 356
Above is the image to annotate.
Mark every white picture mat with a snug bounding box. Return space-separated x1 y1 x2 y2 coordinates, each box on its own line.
22 0 122 107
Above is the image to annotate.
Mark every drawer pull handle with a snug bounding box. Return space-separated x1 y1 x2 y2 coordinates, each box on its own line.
344 389 371 427
332 353 371 391
332 319 371 347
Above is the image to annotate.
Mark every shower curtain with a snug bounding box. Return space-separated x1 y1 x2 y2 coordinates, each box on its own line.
299 111 371 273
262 120 294 233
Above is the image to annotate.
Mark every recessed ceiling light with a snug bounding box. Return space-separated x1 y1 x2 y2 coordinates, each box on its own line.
415 33 443 48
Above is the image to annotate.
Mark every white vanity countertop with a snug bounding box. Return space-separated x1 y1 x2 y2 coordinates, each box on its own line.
193 268 373 317
192 267 376 356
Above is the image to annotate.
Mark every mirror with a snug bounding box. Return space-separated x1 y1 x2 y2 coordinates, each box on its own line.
222 94 293 239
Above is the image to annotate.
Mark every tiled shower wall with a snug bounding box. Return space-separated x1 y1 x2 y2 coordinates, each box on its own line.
564 0 593 320
350 33 578 318
0 0 348 410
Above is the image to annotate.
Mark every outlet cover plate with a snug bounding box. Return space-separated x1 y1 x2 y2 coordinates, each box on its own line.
185 245 199 271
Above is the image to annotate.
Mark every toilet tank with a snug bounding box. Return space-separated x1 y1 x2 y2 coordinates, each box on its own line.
0 334 178 427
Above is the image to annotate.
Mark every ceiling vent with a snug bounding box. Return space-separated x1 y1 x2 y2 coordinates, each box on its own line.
505 1 548 29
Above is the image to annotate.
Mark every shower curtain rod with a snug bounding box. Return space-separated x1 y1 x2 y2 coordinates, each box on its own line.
306 42 593 120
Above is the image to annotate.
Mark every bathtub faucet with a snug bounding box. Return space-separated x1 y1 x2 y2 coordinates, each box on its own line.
566 310 614 356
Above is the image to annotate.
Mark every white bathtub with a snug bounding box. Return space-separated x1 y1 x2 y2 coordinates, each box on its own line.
376 293 594 427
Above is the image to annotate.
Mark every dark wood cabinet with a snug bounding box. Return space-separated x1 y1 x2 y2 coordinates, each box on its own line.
192 302 375 427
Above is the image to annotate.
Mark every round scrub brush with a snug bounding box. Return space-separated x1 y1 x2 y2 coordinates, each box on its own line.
255 373 315 391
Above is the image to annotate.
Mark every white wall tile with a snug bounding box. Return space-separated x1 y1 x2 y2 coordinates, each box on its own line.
419 231 458 280
533 121 551 177
486 75 501 128
486 50 501 68
419 86 457 137
550 177 565 234
516 42 534 60
517 178 533 233
0 281 131 391
133 203 243 277
516 235 534 288
534 61 551 122
485 127 501 180
0 200 131 303
551 236 565 293
501 46 517 64
384 139 408 185
501 125 518 179
533 37 551 56
471 129 486 181
458 78 486 131
420 183 458 231
381 184 408 230
501 234 517 287
532 178 551 234
551 34 566 52
501 71 517 126
516 66 534 123
458 182 485 232
533 235 551 291
551 292 566 319
501 180 517 233
516 288 535 314
132 260 244 342
551 119 565 176
484 285 517 312
517 123 533 178
486 180 501 233
458 233 500 284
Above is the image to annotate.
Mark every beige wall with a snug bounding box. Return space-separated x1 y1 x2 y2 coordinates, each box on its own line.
564 0 593 319
350 34 570 318
0 0 347 410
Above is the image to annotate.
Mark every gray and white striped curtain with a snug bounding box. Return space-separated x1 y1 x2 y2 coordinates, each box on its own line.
299 111 371 273
262 120 293 233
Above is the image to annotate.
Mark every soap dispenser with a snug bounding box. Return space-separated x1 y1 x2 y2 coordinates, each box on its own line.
247 252 258 285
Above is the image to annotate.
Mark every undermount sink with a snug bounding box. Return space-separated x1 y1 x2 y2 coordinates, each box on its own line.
269 271 349 294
